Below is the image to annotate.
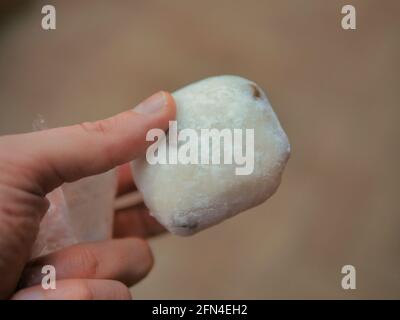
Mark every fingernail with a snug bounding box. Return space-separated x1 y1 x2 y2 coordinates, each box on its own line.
13 289 45 300
134 91 166 114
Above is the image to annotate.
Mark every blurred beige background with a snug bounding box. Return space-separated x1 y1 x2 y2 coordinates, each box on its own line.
1 0 399 298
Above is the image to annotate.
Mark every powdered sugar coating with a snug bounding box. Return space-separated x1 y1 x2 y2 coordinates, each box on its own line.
132 75 290 235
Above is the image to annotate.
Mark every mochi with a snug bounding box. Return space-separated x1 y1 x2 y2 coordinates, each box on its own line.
131 75 290 236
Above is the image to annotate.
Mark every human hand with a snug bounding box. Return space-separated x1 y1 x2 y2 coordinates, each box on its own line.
0 92 176 299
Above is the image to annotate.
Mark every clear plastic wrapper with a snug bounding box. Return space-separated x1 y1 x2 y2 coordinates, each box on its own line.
31 115 116 258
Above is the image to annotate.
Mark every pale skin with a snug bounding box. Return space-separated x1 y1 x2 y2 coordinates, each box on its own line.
0 91 176 299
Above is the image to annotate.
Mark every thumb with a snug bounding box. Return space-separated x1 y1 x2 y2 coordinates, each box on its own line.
3 91 175 195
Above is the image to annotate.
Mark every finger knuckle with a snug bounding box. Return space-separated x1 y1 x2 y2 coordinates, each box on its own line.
79 120 110 136
77 119 118 168
76 246 100 278
74 280 94 300
112 281 132 300
131 238 154 277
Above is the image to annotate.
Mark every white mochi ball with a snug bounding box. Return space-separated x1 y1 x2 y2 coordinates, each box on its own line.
131 75 290 236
